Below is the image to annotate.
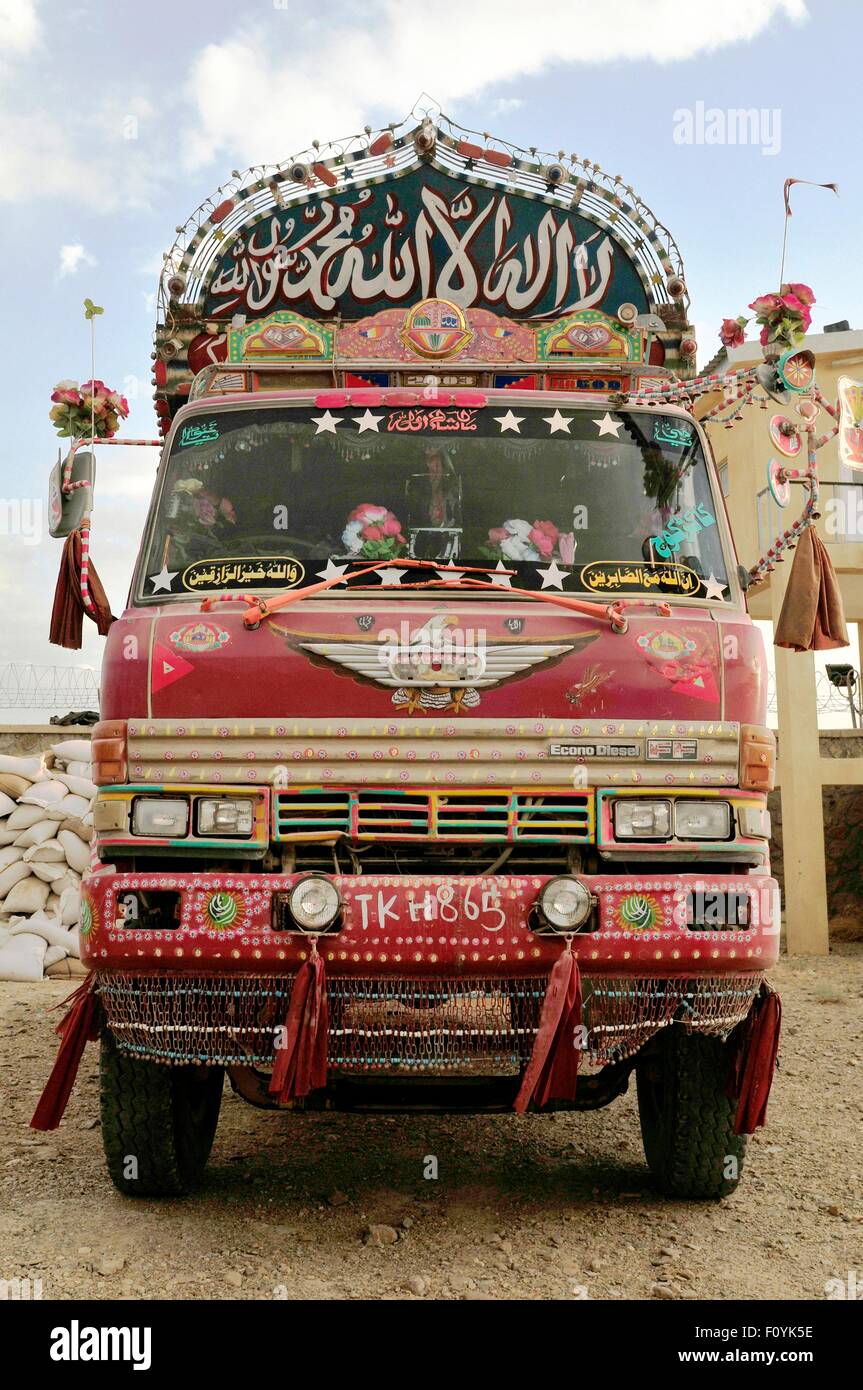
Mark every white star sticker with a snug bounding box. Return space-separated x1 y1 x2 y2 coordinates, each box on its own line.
537 558 568 590
702 573 728 601
311 411 343 434
543 409 573 434
494 409 524 433
490 560 512 589
375 567 407 586
436 569 465 583
316 559 349 583
149 566 178 593
353 410 384 433
593 412 623 438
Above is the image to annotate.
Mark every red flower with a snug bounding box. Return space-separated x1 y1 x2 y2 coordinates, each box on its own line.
362 525 383 541
719 317 746 349
784 282 815 307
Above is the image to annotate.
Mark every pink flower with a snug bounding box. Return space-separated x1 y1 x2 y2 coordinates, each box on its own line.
51 386 80 405
382 515 402 536
219 497 236 523
749 293 782 319
780 292 807 314
529 527 554 557
531 519 559 544
719 317 746 349
785 282 815 307
488 527 508 544
362 524 383 541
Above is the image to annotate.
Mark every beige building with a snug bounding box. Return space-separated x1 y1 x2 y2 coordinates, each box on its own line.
697 330 863 953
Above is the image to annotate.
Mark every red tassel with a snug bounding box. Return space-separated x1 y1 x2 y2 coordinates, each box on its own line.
269 948 329 1102
31 975 102 1131
727 982 782 1134
514 945 582 1113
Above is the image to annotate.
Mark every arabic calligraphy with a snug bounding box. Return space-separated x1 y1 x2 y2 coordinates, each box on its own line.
386 408 478 433
650 503 715 560
180 557 305 590
654 419 694 448
179 421 221 447
203 167 647 321
579 561 702 595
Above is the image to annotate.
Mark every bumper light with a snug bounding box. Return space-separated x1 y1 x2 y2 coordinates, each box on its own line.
537 876 594 931
288 875 341 931
674 800 732 839
196 798 254 837
614 799 672 839
131 797 189 837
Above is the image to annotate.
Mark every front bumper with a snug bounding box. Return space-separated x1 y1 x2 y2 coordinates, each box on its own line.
81 867 779 975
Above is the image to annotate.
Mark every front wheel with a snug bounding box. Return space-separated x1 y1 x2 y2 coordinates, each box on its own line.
99 1030 224 1196
636 1025 745 1199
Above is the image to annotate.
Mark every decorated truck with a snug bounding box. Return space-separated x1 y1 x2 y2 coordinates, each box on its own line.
37 109 804 1200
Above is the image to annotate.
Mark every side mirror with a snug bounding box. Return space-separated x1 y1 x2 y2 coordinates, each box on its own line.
48 449 95 538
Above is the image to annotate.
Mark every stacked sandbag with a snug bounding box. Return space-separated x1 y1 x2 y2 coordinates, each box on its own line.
0 737 94 980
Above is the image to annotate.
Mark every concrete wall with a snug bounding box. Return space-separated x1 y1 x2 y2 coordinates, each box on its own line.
0 725 94 757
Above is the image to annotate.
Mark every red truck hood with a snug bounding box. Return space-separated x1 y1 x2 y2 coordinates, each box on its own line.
101 597 765 726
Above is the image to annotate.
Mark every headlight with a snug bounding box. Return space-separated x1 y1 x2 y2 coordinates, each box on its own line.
538 876 593 930
674 800 732 839
196 798 254 837
613 799 672 839
131 797 189 837
288 875 341 931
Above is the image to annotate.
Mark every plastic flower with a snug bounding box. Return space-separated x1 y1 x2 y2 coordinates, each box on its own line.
173 478 204 494
529 520 559 558
785 282 815 307
719 317 747 349
749 293 783 318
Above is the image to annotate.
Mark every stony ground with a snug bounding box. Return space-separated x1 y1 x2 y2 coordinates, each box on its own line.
1 945 861 1302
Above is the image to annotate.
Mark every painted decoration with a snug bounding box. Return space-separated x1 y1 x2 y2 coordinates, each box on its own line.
650 503 716 559
535 309 642 363
837 375 863 472
768 413 802 460
201 166 650 321
767 457 791 508
228 310 333 363
337 301 534 363
169 621 230 653
151 643 194 693
579 560 702 596
179 557 305 591
187 332 228 374
617 893 661 932
776 347 815 394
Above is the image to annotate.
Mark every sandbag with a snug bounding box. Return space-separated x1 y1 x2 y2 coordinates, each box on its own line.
0 861 32 898
45 892 62 917
0 931 48 982
59 816 92 844
10 912 81 957
0 792 16 818
50 739 92 763
30 862 69 884
53 772 97 799
57 829 91 875
19 780 68 808
0 846 24 871
44 793 91 822
44 945 67 968
46 956 89 979
63 760 92 779
0 828 19 846
0 754 43 778
59 885 81 926
14 820 57 849
6 804 47 831
53 871 81 899
24 840 66 864
0 773 33 798
3 877 50 914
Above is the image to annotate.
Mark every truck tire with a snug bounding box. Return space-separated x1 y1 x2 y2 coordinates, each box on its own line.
636 1025 745 1199
99 1030 224 1196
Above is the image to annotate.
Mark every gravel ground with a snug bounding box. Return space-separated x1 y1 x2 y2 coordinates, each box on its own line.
1 945 861 1302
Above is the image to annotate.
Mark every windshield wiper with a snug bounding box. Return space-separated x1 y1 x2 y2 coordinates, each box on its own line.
229 559 631 633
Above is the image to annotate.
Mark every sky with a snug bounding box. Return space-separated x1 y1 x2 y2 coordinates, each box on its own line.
0 0 859 722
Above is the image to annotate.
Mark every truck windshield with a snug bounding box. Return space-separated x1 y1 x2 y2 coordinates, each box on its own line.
140 404 731 601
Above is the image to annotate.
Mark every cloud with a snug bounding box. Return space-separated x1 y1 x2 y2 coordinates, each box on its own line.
179 0 809 169
58 243 97 278
0 0 41 56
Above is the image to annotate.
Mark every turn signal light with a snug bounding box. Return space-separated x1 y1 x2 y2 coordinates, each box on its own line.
91 719 127 785
740 725 776 792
